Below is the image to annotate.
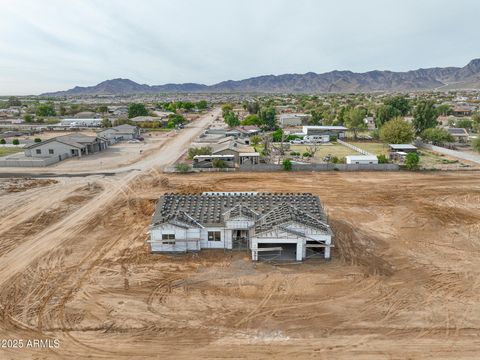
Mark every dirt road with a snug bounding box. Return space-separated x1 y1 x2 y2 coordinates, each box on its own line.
0 168 479 359
0 108 219 283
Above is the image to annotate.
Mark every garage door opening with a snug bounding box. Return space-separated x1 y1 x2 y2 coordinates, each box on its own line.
256 243 297 261
305 241 326 259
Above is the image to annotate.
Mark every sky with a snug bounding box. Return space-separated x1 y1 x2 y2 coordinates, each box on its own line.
1 0 479 95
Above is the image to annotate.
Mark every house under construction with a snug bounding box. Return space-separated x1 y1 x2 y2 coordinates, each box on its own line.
149 192 333 261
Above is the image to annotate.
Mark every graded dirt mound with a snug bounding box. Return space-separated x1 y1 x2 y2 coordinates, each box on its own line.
0 178 58 194
330 219 394 276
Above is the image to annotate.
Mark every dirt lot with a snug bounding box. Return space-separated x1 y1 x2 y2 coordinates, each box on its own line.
0 171 479 359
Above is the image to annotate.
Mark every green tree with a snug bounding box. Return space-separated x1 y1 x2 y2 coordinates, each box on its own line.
379 117 415 144
435 104 452 116
250 135 262 146
59 104 66 116
420 128 454 144
128 103 148 118
12 139 20 145
413 100 438 134
384 95 411 116
246 101 260 114
167 114 186 128
101 118 112 128
241 114 260 126
258 107 277 130
344 108 367 139
272 129 284 142
282 158 292 171
196 100 208 110
36 103 56 117
97 105 108 114
376 105 401 128
180 102 195 111
405 152 420 170
7 96 21 107
308 109 323 125
0 138 6 144
34 138 41 143
221 103 233 116
223 111 240 127
23 114 33 122
187 146 212 159
472 137 480 153
472 112 480 130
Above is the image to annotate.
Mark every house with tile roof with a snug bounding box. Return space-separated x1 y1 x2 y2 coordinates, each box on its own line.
149 192 333 261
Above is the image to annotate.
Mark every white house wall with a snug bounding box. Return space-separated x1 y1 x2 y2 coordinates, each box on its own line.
150 224 201 252
199 227 232 249
25 141 79 158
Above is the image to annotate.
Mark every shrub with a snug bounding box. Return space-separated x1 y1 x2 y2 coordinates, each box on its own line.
405 152 420 170
330 135 337 142
302 152 312 157
420 127 453 144
290 151 300 156
0 138 5 144
212 159 227 168
250 135 262 146
331 156 340 164
34 138 41 143
377 154 389 164
282 158 292 171
472 137 480 153
12 139 20 145
175 163 191 173
187 146 212 159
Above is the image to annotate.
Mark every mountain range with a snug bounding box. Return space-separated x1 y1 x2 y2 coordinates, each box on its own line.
42 59 480 96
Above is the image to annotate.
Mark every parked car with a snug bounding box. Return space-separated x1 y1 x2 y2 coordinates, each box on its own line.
128 139 141 143
137 136 144 141
290 139 304 144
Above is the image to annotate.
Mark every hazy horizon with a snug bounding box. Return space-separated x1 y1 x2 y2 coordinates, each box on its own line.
1 0 480 95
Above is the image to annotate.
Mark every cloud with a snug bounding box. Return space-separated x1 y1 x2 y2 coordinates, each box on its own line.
0 0 479 94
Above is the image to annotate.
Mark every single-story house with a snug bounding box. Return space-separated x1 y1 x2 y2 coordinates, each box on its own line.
24 134 108 159
279 113 311 127
452 106 475 117
302 126 348 139
193 154 236 168
225 126 261 139
447 127 469 143
211 140 254 164
345 155 379 165
149 192 333 261
97 124 140 142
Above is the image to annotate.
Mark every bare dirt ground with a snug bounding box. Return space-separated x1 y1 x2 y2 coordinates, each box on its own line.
0 169 479 359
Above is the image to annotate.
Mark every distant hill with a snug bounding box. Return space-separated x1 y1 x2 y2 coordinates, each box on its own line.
41 59 480 96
